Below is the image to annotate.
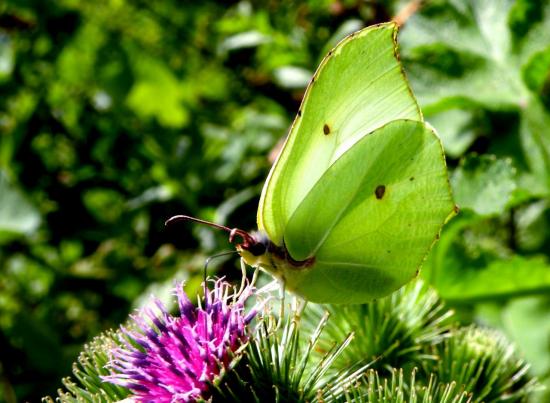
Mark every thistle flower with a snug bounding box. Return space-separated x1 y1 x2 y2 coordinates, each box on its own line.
433 325 538 402
102 279 258 402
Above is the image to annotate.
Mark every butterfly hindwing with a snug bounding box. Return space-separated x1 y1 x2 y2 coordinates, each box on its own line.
281 120 455 303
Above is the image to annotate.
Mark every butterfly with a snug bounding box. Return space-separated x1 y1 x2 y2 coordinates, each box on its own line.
168 22 456 304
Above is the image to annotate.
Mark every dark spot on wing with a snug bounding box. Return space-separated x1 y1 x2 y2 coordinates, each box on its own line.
323 124 330 135
409 177 414 181
375 185 386 199
454 205 460 214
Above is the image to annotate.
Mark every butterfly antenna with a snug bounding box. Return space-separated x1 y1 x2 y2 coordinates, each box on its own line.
165 215 255 247
166 215 233 232
204 250 239 281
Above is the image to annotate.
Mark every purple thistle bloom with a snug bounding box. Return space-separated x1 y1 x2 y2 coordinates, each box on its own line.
103 279 258 402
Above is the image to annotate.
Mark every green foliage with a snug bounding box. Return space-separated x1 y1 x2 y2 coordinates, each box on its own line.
2 0 550 400
0 171 41 242
43 330 129 403
451 155 516 217
0 1 360 399
399 2 550 396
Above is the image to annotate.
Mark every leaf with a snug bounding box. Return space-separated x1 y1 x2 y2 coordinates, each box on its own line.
401 0 550 113
426 211 550 302
515 200 549 251
218 30 270 53
401 0 550 198
502 296 550 376
273 66 312 89
126 57 189 128
0 32 15 82
426 109 476 158
11 310 66 374
400 0 529 112
82 188 125 223
522 45 550 95
0 171 40 242
520 97 550 194
451 155 516 216
508 0 546 41
435 253 550 302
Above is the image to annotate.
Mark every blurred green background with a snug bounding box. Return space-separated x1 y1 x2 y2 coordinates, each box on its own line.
1 0 550 401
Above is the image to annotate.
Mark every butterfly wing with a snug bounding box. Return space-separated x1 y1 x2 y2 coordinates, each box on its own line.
281 120 455 303
258 23 421 245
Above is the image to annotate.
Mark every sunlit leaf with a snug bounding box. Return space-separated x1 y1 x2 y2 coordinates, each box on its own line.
520 97 550 194
218 31 270 53
515 200 549 251
451 155 516 216
126 57 189 128
426 109 476 158
503 296 550 375
0 171 40 242
400 0 529 111
435 253 550 301
0 32 14 81
522 45 550 96
273 66 311 89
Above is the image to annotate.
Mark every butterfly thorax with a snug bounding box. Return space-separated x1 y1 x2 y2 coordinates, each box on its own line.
235 231 315 282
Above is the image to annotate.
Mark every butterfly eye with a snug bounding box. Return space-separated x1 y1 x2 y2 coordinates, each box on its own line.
246 241 267 257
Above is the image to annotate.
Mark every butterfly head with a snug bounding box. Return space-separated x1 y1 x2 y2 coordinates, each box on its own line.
165 215 314 282
230 230 277 270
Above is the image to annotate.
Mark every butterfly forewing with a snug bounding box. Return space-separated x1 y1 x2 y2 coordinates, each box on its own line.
258 23 422 246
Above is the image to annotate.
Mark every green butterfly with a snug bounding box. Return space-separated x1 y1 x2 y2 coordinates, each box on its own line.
169 22 456 304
